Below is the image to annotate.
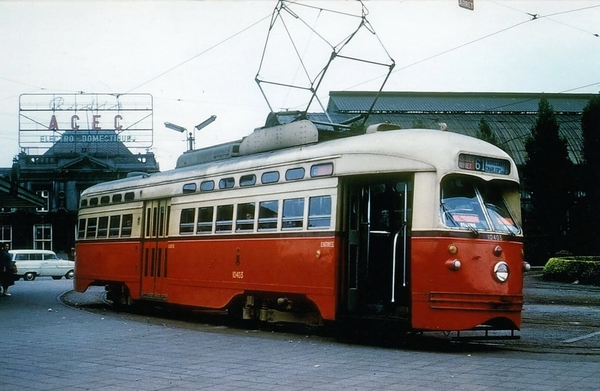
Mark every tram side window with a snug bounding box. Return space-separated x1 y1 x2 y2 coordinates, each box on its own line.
258 200 278 231
236 202 255 232
100 196 110 205
240 174 256 187
196 206 214 234
308 196 331 229
182 183 197 193
121 214 133 237
86 217 97 239
109 216 121 237
219 177 235 189
97 216 109 238
200 180 215 192
285 167 305 181
216 205 233 232
78 219 86 239
261 171 280 184
179 208 195 234
282 198 304 230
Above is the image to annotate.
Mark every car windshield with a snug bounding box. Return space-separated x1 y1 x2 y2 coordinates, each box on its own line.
440 175 520 235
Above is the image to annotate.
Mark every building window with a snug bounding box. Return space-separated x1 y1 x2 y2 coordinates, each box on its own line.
0 225 12 246
36 190 50 212
34 224 52 250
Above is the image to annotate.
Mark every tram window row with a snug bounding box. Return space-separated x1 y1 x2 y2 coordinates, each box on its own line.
78 214 134 240
179 195 332 235
80 163 334 209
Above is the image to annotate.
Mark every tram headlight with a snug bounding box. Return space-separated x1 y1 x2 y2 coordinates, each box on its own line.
493 261 509 282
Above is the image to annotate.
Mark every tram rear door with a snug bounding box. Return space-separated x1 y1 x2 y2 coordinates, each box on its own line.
140 199 170 300
343 176 412 318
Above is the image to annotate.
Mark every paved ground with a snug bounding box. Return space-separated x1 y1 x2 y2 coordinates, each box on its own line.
0 272 599 391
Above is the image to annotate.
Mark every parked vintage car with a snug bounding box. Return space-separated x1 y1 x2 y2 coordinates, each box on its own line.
8 250 75 281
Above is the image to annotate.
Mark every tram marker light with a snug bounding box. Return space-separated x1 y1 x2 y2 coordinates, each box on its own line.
448 244 458 255
446 259 461 271
493 245 503 256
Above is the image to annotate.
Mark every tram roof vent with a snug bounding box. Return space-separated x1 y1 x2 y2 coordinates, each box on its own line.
126 172 150 178
365 123 401 134
175 141 242 168
238 120 319 155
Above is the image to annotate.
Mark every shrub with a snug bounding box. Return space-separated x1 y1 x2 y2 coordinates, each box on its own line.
543 257 600 285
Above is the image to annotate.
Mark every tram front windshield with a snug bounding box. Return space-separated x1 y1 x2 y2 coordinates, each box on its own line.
440 175 520 235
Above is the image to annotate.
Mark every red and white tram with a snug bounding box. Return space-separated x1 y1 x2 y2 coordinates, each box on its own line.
75 120 529 338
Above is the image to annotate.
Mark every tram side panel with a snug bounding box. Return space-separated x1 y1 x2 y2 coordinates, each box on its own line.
75 240 142 297
74 207 144 296
164 235 339 320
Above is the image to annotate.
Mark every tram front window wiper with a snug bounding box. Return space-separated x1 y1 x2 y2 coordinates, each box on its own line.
440 202 479 235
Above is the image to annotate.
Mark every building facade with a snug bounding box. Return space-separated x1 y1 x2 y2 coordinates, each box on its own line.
0 130 159 258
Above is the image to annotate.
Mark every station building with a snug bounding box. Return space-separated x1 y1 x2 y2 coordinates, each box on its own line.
0 130 159 258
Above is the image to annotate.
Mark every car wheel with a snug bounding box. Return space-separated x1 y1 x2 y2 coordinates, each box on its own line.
66 270 74 280
24 272 36 281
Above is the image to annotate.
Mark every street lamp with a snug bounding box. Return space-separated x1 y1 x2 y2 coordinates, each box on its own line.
165 116 217 152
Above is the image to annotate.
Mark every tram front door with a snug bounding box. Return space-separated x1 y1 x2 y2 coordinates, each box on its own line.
140 199 170 300
344 177 412 317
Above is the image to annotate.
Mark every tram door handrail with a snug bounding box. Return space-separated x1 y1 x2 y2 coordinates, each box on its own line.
391 182 408 303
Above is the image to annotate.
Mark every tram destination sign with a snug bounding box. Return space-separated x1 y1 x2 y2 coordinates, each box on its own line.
19 93 153 150
458 154 510 175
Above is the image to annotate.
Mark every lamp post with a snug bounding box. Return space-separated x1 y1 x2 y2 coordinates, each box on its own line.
164 115 217 152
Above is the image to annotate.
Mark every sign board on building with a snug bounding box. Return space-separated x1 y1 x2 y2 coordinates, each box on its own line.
459 0 474 10
19 93 153 151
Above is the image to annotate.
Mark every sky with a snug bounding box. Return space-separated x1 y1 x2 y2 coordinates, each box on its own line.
1 0 599 170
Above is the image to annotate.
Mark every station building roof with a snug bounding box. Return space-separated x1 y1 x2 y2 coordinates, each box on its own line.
275 91 597 167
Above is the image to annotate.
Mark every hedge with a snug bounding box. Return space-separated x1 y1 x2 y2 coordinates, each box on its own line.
542 256 600 286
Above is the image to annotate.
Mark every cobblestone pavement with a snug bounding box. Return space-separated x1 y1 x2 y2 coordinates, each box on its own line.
1 273 599 391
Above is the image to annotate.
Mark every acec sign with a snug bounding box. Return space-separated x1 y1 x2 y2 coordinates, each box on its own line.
19 93 153 150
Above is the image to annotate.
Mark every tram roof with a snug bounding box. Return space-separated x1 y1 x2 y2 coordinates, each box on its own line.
82 126 518 196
